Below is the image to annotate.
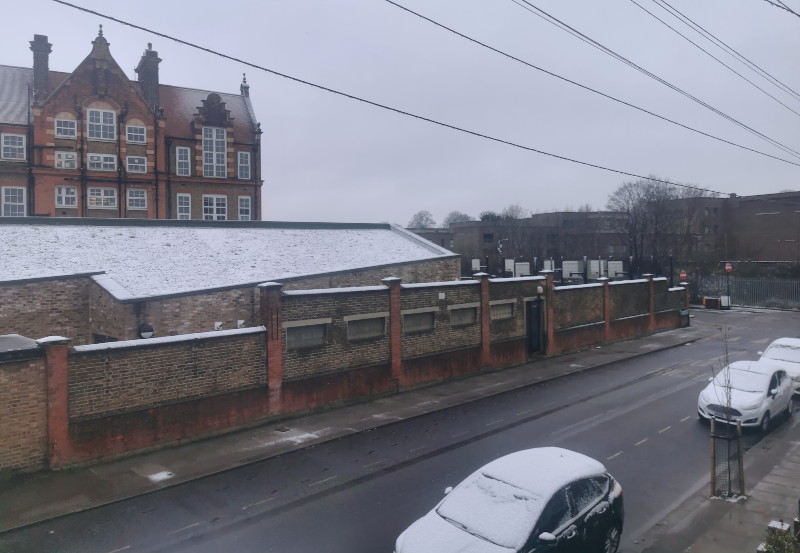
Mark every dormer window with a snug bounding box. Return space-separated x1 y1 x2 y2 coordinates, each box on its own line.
87 109 116 141
203 127 226 177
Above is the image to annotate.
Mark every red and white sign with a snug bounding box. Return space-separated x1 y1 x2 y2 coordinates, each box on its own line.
725 262 733 273
679 270 687 280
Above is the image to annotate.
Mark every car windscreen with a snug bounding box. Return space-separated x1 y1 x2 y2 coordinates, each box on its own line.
764 345 800 364
436 473 544 550
714 368 770 393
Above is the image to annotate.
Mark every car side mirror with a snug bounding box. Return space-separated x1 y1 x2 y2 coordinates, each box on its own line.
708 376 713 382
538 532 556 543
444 486 453 495
758 351 764 356
770 388 778 397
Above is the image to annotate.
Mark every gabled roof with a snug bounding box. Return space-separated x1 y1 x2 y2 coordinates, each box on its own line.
0 219 456 300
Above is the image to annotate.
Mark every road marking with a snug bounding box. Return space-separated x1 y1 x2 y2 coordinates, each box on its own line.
309 475 339 487
680 416 691 422
242 497 276 510
362 459 386 469
451 431 469 438
658 426 672 433
166 522 204 535
606 451 623 460
635 438 649 446
410 445 426 453
485 419 504 427
107 548 130 553
516 409 531 416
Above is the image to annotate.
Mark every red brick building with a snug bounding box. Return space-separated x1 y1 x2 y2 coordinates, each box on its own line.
0 30 262 220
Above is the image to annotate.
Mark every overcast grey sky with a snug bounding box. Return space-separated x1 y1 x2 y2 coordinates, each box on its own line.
5 0 800 225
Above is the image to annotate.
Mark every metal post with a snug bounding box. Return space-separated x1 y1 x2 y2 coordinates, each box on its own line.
669 255 674 287
737 420 745 495
710 418 717 497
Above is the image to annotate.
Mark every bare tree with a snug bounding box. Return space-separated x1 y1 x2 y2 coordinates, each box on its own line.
480 211 502 221
501 204 530 220
407 210 437 229
442 210 474 228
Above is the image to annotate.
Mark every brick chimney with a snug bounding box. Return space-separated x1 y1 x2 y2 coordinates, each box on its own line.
29 34 52 102
135 43 161 110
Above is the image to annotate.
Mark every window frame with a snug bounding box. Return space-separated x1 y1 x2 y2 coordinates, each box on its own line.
176 193 191 220
126 125 146 144
126 156 147 173
1 186 26 216
55 151 77 169
345 315 387 342
88 153 117 172
449 306 478 327
202 126 227 177
1 133 26 160
87 187 118 209
237 151 251 180
176 146 191 176
55 119 77 139
87 108 116 141
127 189 147 210
284 319 331 350
490 300 515 321
402 309 437 334
202 194 227 220
55 185 78 208
238 196 252 221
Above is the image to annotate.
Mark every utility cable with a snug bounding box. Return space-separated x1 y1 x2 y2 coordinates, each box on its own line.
511 0 800 161
386 0 800 168
761 0 800 18
653 0 800 103
630 0 800 116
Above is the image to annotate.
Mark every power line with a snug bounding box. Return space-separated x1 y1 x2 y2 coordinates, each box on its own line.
761 0 800 18
510 0 800 161
48 0 772 200
653 0 800 103
385 0 800 168
630 0 800 116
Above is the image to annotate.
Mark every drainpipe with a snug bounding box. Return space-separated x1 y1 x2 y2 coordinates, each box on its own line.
26 84 35 216
165 137 172 219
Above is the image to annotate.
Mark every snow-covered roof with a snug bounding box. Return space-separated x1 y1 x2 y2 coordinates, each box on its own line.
0 219 455 300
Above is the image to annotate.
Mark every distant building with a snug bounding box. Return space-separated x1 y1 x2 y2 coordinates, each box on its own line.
0 30 262 220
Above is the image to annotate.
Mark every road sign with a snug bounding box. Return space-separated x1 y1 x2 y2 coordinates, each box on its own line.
679 270 687 280
725 262 732 272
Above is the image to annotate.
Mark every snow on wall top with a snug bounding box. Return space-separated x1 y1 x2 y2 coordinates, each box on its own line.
0 221 454 299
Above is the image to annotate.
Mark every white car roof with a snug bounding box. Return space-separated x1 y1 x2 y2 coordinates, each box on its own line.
480 447 606 497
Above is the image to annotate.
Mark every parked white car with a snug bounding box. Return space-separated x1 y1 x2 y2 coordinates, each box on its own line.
697 360 794 432
759 337 800 394
394 447 624 553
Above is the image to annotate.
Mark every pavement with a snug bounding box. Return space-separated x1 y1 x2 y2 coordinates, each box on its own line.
1 307 799 553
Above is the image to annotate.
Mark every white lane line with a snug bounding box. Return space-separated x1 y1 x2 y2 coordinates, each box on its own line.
658 426 672 434
107 547 131 553
635 438 649 446
485 419 504 427
451 431 469 438
680 416 691 422
363 459 386 469
607 451 623 460
309 475 339 487
410 446 426 453
242 497 276 510
166 522 203 535
516 409 531 416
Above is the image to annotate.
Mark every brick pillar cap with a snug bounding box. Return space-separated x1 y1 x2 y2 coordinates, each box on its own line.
381 277 402 284
473 272 489 277
258 282 284 289
643 273 655 279
597 277 610 281
539 270 554 274
36 336 70 346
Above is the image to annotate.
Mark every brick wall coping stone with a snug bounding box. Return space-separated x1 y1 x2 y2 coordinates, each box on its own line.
402 280 479 289
72 326 266 353
487 276 547 283
0 334 39 352
0 271 104 287
282 285 388 296
610 278 651 285
554 283 605 290
35 336 70 345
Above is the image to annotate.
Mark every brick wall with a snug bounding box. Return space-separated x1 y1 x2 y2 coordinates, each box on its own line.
489 279 541 342
0 277 92 343
68 329 266 419
554 285 604 329
610 280 650 319
0 352 47 471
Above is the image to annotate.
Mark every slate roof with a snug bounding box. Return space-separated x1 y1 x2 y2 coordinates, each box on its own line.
0 219 456 300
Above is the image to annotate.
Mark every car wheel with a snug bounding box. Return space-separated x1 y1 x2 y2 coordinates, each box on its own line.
601 524 621 553
786 397 794 418
760 411 771 433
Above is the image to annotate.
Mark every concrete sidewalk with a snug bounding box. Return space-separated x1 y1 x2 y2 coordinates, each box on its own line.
3 308 795 553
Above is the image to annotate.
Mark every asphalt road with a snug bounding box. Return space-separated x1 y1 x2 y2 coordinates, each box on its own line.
1 308 797 553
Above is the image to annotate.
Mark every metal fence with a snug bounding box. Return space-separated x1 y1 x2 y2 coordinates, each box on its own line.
688 275 800 309
710 420 745 498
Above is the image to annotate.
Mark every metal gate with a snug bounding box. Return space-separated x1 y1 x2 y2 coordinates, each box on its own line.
689 275 800 310
527 300 541 354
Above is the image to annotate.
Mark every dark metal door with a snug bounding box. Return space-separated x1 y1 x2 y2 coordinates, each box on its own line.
527 299 541 354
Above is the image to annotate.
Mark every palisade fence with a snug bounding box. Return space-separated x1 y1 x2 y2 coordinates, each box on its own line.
688 275 800 310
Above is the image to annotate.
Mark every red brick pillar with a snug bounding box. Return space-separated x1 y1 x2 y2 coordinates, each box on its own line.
475 273 492 366
543 272 555 355
259 282 284 407
599 277 611 340
39 336 72 469
644 274 656 331
382 277 403 385
681 282 690 308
